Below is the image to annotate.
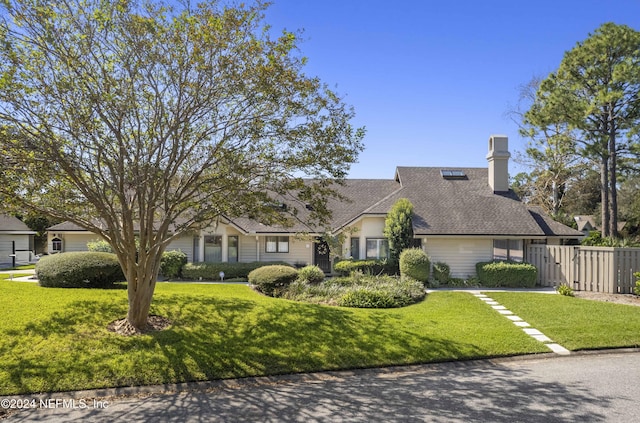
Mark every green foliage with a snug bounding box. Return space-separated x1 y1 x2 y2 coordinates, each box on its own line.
182 261 290 281
338 289 396 308
556 284 575 297
383 198 414 266
634 272 640 296
36 252 124 288
581 231 640 247
432 261 450 284
399 248 430 283
160 250 187 278
297 265 325 284
475 261 537 288
87 239 113 253
0 0 364 329
248 265 299 297
524 23 640 237
333 259 389 276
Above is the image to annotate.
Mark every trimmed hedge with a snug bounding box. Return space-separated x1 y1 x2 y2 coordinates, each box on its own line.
248 265 299 296
36 252 124 288
160 250 188 278
399 248 430 283
297 265 325 284
333 259 389 276
475 261 537 288
182 261 290 281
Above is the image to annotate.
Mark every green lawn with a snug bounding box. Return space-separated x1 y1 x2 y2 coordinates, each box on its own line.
0 281 546 395
490 292 640 350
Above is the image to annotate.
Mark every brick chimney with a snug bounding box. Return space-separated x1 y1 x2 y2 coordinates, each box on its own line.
486 135 510 192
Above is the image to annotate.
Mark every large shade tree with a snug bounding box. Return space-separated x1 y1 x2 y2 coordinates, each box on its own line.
0 0 364 332
523 22 640 238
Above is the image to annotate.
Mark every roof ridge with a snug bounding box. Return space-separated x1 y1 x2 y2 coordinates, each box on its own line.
334 184 406 232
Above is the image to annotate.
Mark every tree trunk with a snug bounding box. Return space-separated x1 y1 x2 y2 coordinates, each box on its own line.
608 128 619 238
123 250 163 331
600 157 610 238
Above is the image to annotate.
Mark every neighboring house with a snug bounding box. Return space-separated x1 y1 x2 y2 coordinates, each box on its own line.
0 214 36 267
46 135 583 278
574 215 626 234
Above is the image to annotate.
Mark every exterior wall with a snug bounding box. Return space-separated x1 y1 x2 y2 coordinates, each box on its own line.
0 234 30 251
170 229 313 266
47 232 96 253
255 236 313 265
425 237 493 279
0 234 33 265
347 217 386 260
166 235 195 262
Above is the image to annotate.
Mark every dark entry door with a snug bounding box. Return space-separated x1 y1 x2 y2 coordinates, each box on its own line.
314 240 331 273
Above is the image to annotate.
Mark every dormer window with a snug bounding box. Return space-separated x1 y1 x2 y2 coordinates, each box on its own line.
440 169 466 179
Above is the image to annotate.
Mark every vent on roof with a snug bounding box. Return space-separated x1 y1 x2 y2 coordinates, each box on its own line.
440 169 466 179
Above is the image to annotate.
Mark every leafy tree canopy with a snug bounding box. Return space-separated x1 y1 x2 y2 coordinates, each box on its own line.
0 0 364 330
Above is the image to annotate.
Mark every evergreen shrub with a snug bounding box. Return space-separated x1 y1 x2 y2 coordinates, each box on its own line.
475 261 537 288
37 252 124 288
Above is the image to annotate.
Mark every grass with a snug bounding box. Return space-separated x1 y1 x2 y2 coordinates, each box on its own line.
0 281 547 395
490 292 640 350
1 264 35 271
0 273 31 281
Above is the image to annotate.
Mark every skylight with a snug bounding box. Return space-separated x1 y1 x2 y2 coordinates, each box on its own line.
440 169 466 179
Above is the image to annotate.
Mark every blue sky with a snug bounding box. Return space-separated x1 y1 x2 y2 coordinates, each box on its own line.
264 0 640 179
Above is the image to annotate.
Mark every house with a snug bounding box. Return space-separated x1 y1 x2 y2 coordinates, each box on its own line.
574 215 626 234
0 214 36 268
46 135 583 278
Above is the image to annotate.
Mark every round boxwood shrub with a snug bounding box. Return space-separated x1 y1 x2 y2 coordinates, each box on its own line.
160 250 188 278
36 252 125 288
248 265 298 297
297 265 325 284
399 248 430 283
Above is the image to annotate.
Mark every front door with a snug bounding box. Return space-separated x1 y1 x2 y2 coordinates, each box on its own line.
314 240 331 273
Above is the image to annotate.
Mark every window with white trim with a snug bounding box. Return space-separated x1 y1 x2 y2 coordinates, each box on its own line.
266 236 289 253
366 238 389 260
52 237 62 253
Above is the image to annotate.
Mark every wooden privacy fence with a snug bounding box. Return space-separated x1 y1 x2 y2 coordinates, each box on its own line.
527 245 640 294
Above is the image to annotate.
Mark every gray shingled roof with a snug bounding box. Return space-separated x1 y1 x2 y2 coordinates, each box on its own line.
0 215 36 233
46 167 582 238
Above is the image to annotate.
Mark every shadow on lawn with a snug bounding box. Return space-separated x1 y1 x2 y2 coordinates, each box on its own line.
1 291 483 395
148 293 486 383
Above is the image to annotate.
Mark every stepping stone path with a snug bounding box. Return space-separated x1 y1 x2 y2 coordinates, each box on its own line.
473 293 570 356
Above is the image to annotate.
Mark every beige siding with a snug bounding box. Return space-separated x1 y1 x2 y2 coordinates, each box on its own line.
0 234 32 264
256 236 313 265
0 234 30 251
352 217 386 259
238 234 258 262
425 238 493 279
166 236 194 262
61 234 96 253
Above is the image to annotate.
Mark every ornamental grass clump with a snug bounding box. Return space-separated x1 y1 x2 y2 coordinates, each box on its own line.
297 265 325 284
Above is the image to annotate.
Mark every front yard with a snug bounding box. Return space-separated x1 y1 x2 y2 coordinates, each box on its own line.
2 280 640 396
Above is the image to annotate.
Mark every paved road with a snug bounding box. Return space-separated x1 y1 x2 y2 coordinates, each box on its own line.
3 351 639 422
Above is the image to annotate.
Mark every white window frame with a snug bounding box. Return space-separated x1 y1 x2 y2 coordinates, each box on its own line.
366 238 389 260
266 236 289 253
